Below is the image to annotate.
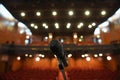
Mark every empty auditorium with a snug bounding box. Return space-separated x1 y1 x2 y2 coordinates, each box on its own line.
0 0 120 80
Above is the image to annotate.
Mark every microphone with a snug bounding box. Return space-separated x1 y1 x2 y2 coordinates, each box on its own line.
49 40 68 68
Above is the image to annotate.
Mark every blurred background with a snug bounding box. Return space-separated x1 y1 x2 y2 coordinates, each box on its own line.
0 0 120 80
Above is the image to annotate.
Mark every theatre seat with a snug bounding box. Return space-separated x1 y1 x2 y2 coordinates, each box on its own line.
68 69 118 80
0 69 58 80
0 69 118 80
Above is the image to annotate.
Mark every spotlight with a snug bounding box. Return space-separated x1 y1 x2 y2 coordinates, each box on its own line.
86 57 91 61
35 57 40 61
17 56 21 61
107 56 112 61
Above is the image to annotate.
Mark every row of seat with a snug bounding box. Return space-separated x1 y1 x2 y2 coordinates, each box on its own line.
0 69 118 80
68 69 118 80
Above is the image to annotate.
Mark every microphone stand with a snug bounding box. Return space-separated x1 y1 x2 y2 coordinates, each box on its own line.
58 59 67 80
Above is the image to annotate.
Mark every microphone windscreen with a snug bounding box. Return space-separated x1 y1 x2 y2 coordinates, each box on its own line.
49 40 63 57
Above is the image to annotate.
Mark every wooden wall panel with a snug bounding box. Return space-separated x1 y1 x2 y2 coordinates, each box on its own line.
100 23 120 44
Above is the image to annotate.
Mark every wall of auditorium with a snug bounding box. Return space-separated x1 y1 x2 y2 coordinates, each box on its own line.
12 57 22 71
0 29 26 45
101 24 120 44
0 54 6 73
0 23 27 45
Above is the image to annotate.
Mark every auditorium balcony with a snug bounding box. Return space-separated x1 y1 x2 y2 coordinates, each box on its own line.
0 0 120 80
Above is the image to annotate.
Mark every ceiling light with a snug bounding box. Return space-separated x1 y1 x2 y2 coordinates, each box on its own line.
30 23 35 27
45 25 48 29
92 22 96 26
29 54 32 57
26 35 30 39
17 56 21 61
66 23 71 29
85 10 90 16
35 57 40 61
42 23 47 27
88 25 92 28
49 35 52 39
107 56 112 61
73 33 77 39
20 12 26 17
39 54 42 57
94 54 98 57
77 22 84 29
86 57 91 61
52 11 57 16
45 36 48 40
85 54 89 57
80 35 83 38
79 38 82 42
77 25 82 29
96 35 100 38
54 55 57 58
68 54 72 58
79 22 84 26
41 55 45 58
68 10 74 16
99 53 103 56
34 25 38 29
42 23 48 29
55 23 59 29
36 11 41 16
60 39 64 43
25 54 28 57
101 10 106 16
81 54 85 58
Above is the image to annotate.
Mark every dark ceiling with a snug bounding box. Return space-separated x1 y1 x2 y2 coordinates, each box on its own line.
0 0 120 37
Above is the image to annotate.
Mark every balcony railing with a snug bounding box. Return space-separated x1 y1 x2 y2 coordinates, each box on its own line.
0 44 120 54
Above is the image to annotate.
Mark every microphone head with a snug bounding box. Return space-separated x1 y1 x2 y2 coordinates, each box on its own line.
49 40 63 57
49 40 68 67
